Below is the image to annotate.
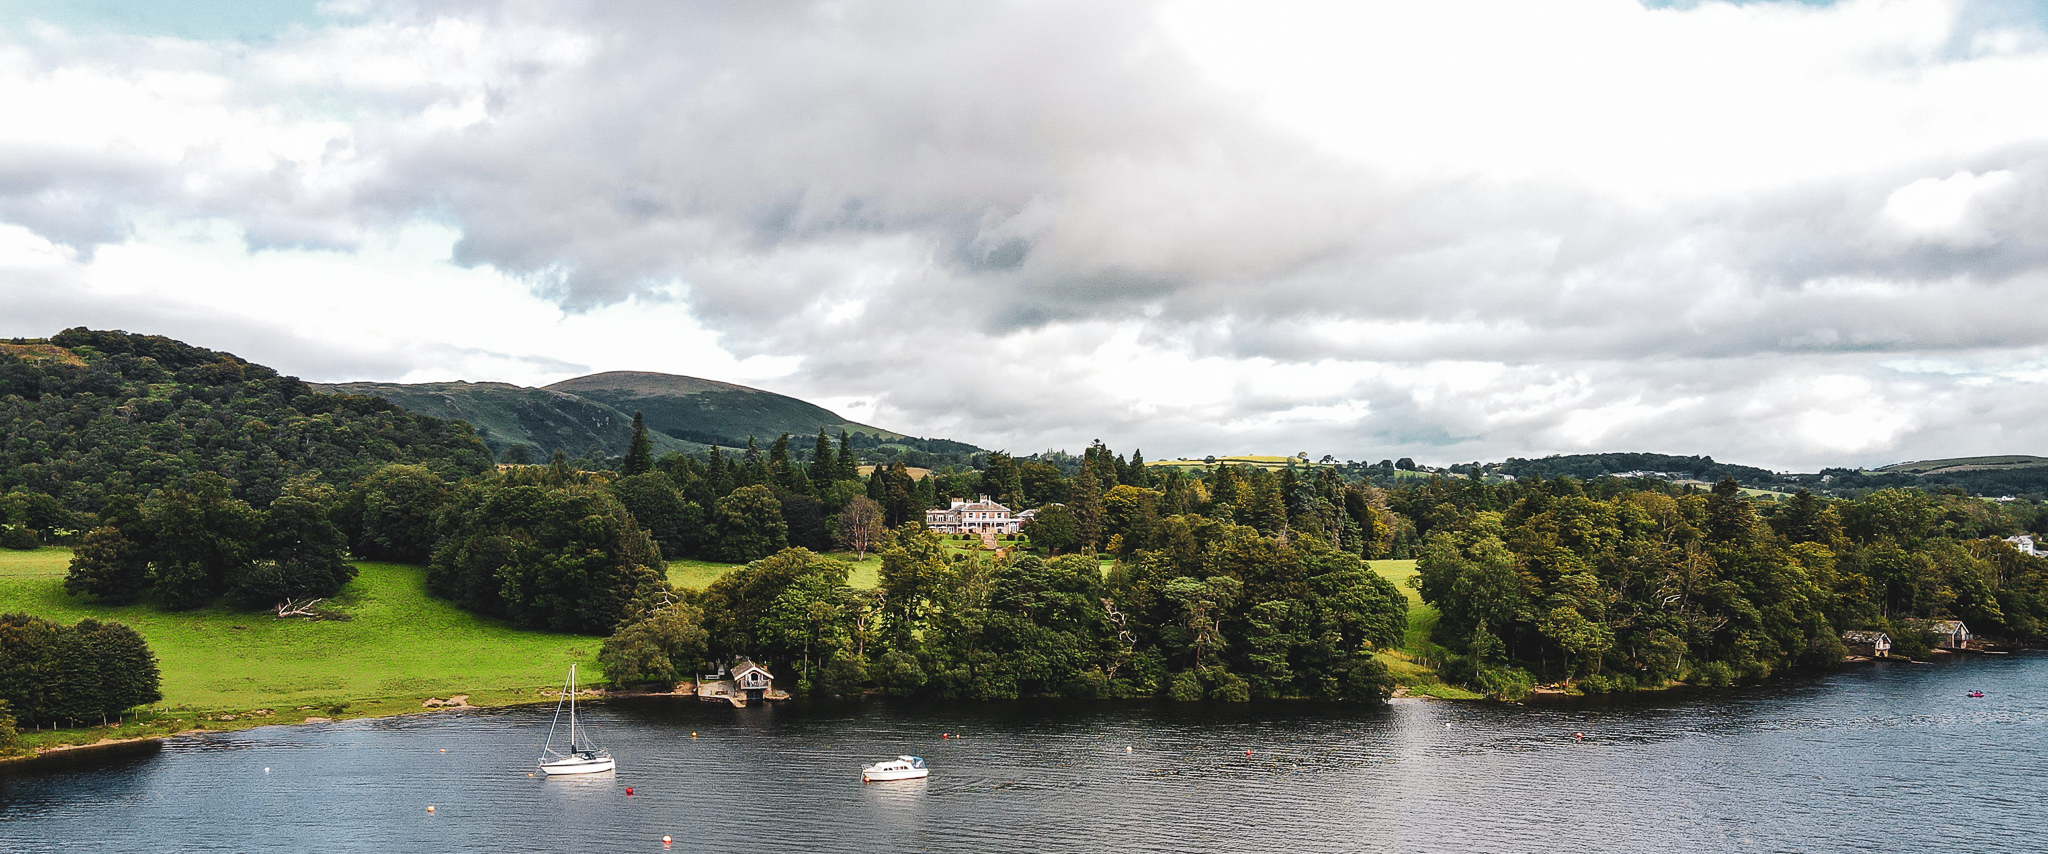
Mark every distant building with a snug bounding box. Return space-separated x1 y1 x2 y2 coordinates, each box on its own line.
1842 630 1892 658
926 495 1022 535
2005 534 2042 556
1906 619 1973 650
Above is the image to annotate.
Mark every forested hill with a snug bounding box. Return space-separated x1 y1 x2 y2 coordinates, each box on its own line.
321 370 961 465
316 380 707 462
0 328 492 519
1497 452 1780 484
544 371 898 447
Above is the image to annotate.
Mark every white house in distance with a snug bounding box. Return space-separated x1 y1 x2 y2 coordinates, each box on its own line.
2005 534 2043 556
926 495 1026 535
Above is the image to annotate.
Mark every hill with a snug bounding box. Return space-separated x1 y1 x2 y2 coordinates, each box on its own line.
314 380 704 462
1496 452 1780 484
1875 455 2048 475
544 371 899 447
0 328 491 517
320 370 917 463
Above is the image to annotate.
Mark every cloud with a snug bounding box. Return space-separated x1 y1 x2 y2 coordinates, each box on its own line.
8 0 2048 470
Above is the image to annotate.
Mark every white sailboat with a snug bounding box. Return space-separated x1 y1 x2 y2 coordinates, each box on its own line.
537 664 615 776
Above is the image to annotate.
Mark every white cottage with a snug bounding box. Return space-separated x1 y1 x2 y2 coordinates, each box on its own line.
731 659 774 698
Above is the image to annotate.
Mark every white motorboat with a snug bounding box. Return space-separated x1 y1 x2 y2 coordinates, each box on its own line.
861 755 929 782
537 664 616 776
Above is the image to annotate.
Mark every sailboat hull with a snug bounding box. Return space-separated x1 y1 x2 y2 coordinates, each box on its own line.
538 756 616 776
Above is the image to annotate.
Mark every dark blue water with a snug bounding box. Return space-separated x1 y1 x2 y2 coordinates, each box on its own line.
4 653 2043 853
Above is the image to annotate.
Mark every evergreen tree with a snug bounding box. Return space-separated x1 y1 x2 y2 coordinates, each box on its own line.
1071 469 1105 549
1128 449 1151 488
769 433 796 492
622 412 655 476
810 429 838 483
837 431 858 483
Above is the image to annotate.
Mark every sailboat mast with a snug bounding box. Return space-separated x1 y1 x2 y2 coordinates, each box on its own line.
568 663 579 749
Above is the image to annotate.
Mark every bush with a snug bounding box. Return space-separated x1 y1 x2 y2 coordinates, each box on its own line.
870 650 927 697
1575 673 1639 695
1889 628 1936 660
1687 660 1736 688
1168 670 1204 702
0 699 18 754
0 524 37 550
1475 665 1534 700
1205 668 1251 703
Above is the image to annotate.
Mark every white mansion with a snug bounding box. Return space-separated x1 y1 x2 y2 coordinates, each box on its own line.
926 495 1033 535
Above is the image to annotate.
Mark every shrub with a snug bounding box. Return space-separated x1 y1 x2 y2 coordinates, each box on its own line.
0 524 37 550
1168 670 1204 702
1475 665 1534 700
1688 660 1736 688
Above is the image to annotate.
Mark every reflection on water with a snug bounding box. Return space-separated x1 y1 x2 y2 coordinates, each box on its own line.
3 652 2044 853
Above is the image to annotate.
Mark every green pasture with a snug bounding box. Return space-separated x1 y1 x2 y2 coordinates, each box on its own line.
0 549 594 716
1366 558 1480 699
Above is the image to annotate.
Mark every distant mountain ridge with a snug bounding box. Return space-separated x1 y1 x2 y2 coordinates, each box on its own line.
317 370 904 462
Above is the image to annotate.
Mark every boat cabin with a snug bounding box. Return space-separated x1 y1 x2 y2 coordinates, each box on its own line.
1907 619 1972 650
731 659 774 699
1842 630 1891 658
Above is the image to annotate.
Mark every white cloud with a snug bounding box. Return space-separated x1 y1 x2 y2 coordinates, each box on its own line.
7 0 2048 470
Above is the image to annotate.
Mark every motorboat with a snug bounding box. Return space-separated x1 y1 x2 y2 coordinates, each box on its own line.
1968 690 1985 698
537 664 616 776
861 755 929 782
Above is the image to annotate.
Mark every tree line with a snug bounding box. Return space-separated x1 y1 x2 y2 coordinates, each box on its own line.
1401 476 2048 698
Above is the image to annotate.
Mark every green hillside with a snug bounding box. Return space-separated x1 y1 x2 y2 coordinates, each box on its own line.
545 371 899 447
1876 455 2048 475
316 380 703 461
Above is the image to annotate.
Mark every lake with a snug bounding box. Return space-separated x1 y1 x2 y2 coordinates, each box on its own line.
4 652 2042 852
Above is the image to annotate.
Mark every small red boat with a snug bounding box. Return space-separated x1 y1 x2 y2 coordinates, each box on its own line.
1967 691 1985 698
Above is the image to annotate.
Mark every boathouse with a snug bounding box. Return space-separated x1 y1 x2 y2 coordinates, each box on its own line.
1906 619 1972 650
731 659 774 699
1842 630 1891 658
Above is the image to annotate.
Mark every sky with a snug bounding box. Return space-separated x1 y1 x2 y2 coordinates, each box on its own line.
4 0 2048 471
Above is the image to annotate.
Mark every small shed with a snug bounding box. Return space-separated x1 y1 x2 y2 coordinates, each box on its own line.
1842 630 1891 658
1909 619 1972 650
731 659 774 698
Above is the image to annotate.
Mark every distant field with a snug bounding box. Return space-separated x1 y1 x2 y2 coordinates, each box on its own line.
855 465 933 479
1877 455 2048 475
1147 455 1326 470
0 549 593 714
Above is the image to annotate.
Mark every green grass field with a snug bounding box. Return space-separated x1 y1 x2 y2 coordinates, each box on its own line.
0 548 594 716
1366 559 1480 699
666 551 883 591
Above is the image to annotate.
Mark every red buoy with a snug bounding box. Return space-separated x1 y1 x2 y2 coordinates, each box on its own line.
625 787 635 796
1245 749 1253 757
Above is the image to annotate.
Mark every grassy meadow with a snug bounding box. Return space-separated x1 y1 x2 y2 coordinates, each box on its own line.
1367 559 1480 699
0 548 595 724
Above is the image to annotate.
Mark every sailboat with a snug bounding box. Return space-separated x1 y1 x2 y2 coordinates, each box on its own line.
537 664 616 776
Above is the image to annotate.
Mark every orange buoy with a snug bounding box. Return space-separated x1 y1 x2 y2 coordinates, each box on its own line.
426 805 435 813
1573 732 1584 742
691 732 698 738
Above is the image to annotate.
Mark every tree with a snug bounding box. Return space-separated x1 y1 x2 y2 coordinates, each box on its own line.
236 477 357 605
837 496 885 559
1022 504 1083 555
713 485 788 563
610 473 701 559
599 603 709 687
781 494 830 551
144 473 262 610
64 526 150 603
809 429 838 483
622 412 655 476
428 480 667 633
344 464 451 563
